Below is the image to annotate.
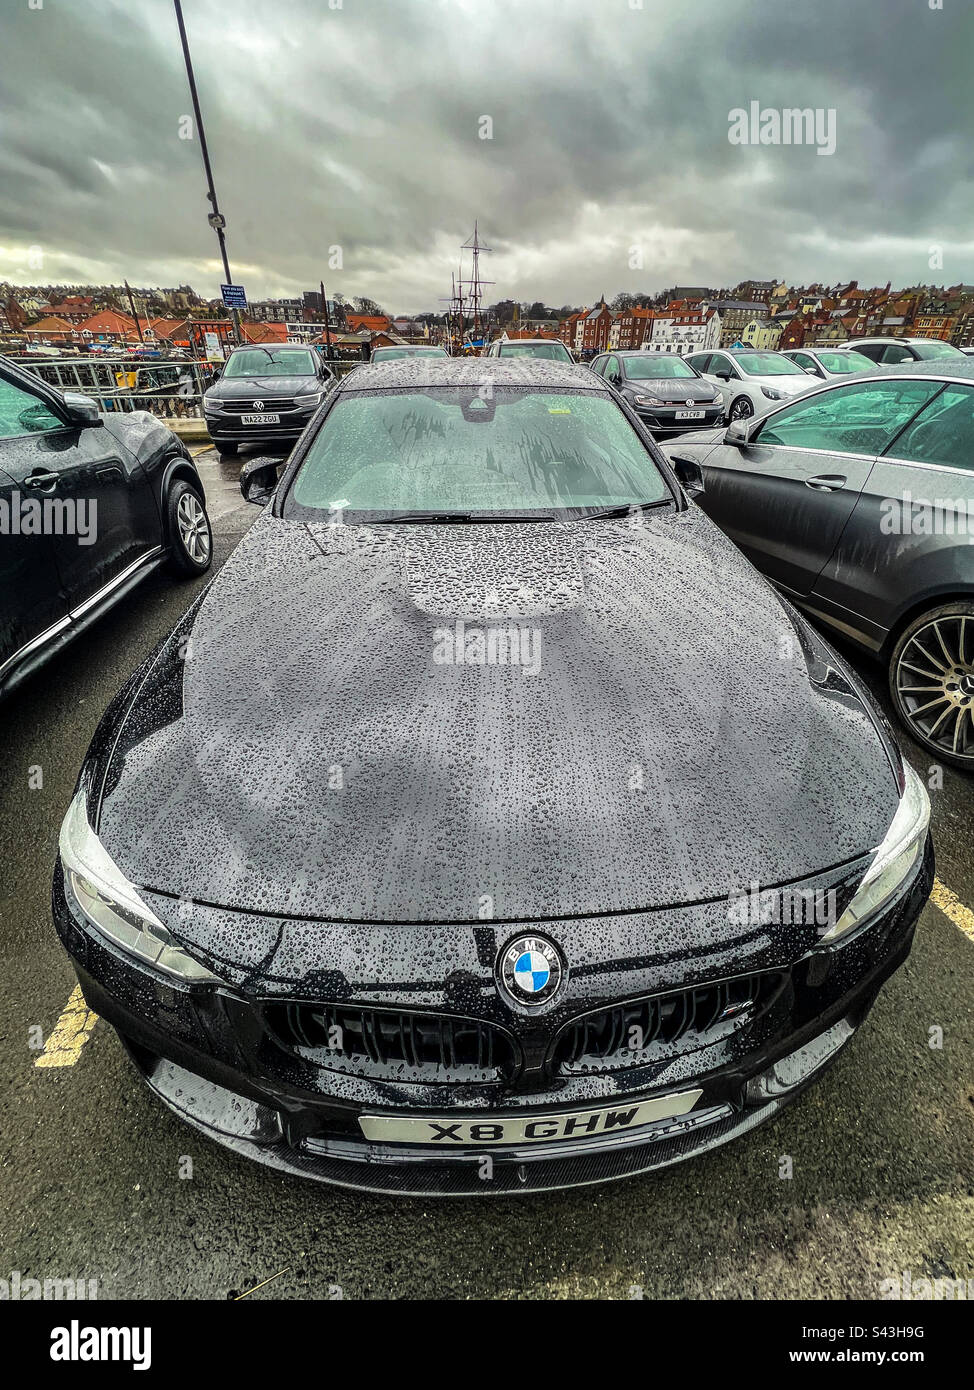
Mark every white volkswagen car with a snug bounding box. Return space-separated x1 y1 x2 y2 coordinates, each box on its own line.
782 347 879 380
685 349 817 422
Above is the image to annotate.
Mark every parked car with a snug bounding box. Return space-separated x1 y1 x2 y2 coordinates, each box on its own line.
662 361 974 767
782 347 879 379
54 358 932 1196
685 348 816 421
588 350 724 435
845 337 967 364
483 338 575 362
370 345 449 362
0 354 212 697
202 344 334 456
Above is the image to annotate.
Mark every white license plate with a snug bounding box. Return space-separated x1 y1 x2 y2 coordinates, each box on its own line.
240 413 280 424
358 1088 702 1146
675 410 705 420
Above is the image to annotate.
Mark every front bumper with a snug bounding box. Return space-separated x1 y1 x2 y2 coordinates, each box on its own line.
631 403 725 434
203 401 318 446
51 842 933 1196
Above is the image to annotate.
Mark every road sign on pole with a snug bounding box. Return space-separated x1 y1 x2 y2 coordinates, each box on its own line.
221 284 247 309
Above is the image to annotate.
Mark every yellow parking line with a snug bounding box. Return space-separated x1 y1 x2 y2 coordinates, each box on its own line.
234 1268 291 1300
931 876 974 944
190 443 212 457
34 984 99 1068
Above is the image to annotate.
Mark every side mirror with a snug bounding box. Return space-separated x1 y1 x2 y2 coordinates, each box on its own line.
724 418 752 448
62 393 103 427
240 456 280 505
671 455 705 498
715 370 732 381
804 366 821 376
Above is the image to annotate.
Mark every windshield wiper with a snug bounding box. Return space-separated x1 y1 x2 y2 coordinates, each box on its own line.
369 511 555 525
581 500 673 521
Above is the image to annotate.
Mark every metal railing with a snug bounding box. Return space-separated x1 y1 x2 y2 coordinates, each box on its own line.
7 352 362 423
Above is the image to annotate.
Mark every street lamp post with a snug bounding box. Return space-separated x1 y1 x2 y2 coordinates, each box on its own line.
173 0 241 346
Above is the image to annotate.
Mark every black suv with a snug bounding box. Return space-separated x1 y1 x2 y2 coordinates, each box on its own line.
0 354 212 697
203 345 334 456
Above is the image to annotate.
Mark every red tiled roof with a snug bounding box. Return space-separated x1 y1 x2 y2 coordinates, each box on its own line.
346 314 392 333
77 309 137 335
25 315 75 334
240 321 289 343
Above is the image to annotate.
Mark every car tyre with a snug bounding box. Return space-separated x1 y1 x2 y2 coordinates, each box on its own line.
166 480 212 577
218 441 238 457
889 601 974 770
728 396 754 421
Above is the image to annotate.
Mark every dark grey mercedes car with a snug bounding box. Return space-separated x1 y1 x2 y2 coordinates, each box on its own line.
662 361 974 769
53 359 932 1195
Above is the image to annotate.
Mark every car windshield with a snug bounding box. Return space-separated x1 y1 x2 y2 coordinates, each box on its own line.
912 340 966 360
818 351 874 373
223 348 316 377
285 387 672 521
499 343 572 360
624 357 696 379
734 352 805 376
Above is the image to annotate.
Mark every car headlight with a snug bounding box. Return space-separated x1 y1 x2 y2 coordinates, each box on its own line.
203 395 224 409
761 385 786 400
632 392 665 406
59 789 224 984
298 391 324 408
820 763 930 942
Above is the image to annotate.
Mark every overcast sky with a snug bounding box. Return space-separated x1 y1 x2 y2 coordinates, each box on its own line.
1 0 972 314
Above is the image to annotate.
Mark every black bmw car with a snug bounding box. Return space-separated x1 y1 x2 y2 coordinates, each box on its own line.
202 344 334 456
54 359 933 1195
589 350 725 435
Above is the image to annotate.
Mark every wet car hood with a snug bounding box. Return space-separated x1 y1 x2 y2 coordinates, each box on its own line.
206 375 321 400
93 507 899 923
626 378 718 402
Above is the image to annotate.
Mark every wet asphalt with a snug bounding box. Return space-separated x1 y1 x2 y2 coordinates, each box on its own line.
0 446 971 1300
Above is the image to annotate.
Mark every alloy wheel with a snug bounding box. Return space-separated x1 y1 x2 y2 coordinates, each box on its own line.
729 396 754 420
894 614 974 761
176 491 211 565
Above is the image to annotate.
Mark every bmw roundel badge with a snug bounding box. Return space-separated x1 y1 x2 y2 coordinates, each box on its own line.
497 934 565 1008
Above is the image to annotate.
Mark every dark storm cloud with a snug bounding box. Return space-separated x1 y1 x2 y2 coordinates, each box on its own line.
0 0 971 311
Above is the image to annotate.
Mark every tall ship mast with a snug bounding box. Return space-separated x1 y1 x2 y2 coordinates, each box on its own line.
459 221 493 347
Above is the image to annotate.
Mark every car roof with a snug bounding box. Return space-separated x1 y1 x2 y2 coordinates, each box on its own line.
872 358 974 380
497 338 566 346
614 349 684 358
339 358 607 390
847 336 950 346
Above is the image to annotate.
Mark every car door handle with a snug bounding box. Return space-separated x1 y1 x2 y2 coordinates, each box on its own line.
25 470 60 490
805 474 846 491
